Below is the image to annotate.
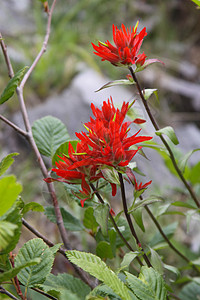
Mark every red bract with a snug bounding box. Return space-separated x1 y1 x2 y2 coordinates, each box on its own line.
92 22 147 67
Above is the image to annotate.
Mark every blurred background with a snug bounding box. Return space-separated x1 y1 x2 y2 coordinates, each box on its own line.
0 0 200 284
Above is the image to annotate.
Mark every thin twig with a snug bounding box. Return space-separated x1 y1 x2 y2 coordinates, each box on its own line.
0 33 14 78
90 183 143 267
129 66 200 209
9 253 25 300
0 114 28 138
118 172 152 268
31 287 57 300
0 286 19 300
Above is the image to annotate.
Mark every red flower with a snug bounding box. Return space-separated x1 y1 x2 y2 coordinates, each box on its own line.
92 22 147 67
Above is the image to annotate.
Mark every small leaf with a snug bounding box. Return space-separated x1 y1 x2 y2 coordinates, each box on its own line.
96 241 114 259
95 79 135 92
155 126 179 145
0 258 40 283
22 202 44 215
32 116 70 157
0 153 19 176
163 263 180 278
171 201 196 209
52 140 79 165
188 162 200 185
0 221 17 252
15 238 54 287
94 204 109 236
0 67 28 104
49 243 63 256
135 58 164 73
179 149 200 173
128 196 162 213
131 207 145 232
149 247 164 275
101 167 120 185
143 89 158 101
121 251 140 268
45 207 84 231
66 250 132 300
0 176 22 217
83 207 99 232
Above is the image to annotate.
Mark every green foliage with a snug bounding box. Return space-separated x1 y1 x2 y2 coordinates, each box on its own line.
155 126 179 145
0 175 22 217
0 67 28 104
131 207 145 232
39 273 91 299
125 267 167 300
96 79 135 92
22 201 44 215
0 199 23 254
179 282 200 300
52 140 79 165
83 207 99 232
179 149 200 173
128 196 163 213
150 222 178 247
191 0 200 7
96 241 114 259
143 89 158 101
66 250 132 300
94 203 109 236
32 116 70 157
120 251 140 269
45 206 84 231
0 221 17 252
15 238 54 288
0 153 19 176
149 247 164 275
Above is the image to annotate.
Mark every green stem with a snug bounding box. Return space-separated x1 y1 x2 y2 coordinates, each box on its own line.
118 173 152 268
129 66 200 209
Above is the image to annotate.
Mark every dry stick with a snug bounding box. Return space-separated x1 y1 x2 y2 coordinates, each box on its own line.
118 172 152 268
128 66 200 209
90 183 143 267
0 6 94 289
0 115 28 138
0 286 19 300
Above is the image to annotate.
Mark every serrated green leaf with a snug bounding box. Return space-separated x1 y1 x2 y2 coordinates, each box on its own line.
94 204 109 236
178 282 200 300
0 221 17 251
88 284 121 300
49 243 63 256
15 238 54 288
66 250 132 300
96 241 114 259
45 207 84 231
32 116 70 157
121 251 140 269
52 140 79 165
83 207 99 232
143 89 158 101
179 149 200 173
155 126 179 145
96 79 135 92
131 207 145 232
0 153 19 176
39 273 90 300
22 202 44 215
0 67 28 104
149 247 164 275
0 258 40 283
0 199 23 254
0 175 22 217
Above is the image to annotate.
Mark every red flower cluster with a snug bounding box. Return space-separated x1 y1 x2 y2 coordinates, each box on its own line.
45 98 152 206
92 22 147 67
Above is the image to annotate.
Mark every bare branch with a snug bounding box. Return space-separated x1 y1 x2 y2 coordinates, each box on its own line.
0 114 28 138
0 286 19 300
0 33 14 78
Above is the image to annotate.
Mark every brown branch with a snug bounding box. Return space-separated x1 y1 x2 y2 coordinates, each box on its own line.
0 33 14 78
0 286 19 300
0 114 28 138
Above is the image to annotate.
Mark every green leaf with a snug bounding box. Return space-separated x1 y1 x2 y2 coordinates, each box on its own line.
39 273 91 300
95 79 135 92
188 162 200 185
15 238 54 288
94 204 109 236
0 199 23 254
131 207 145 232
128 196 162 213
32 116 70 157
125 267 167 300
143 89 158 101
178 282 200 300
83 207 99 232
0 221 17 252
191 0 200 7
179 149 200 173
0 153 19 176
149 247 163 275
0 258 40 283
150 222 178 247
163 263 180 278
101 167 120 185
0 67 28 104
96 241 114 259
0 175 22 217
121 251 140 269
155 126 179 145
88 284 121 300
52 140 79 165
45 207 84 231
22 202 44 215
171 201 196 209
49 243 63 256
66 250 132 300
